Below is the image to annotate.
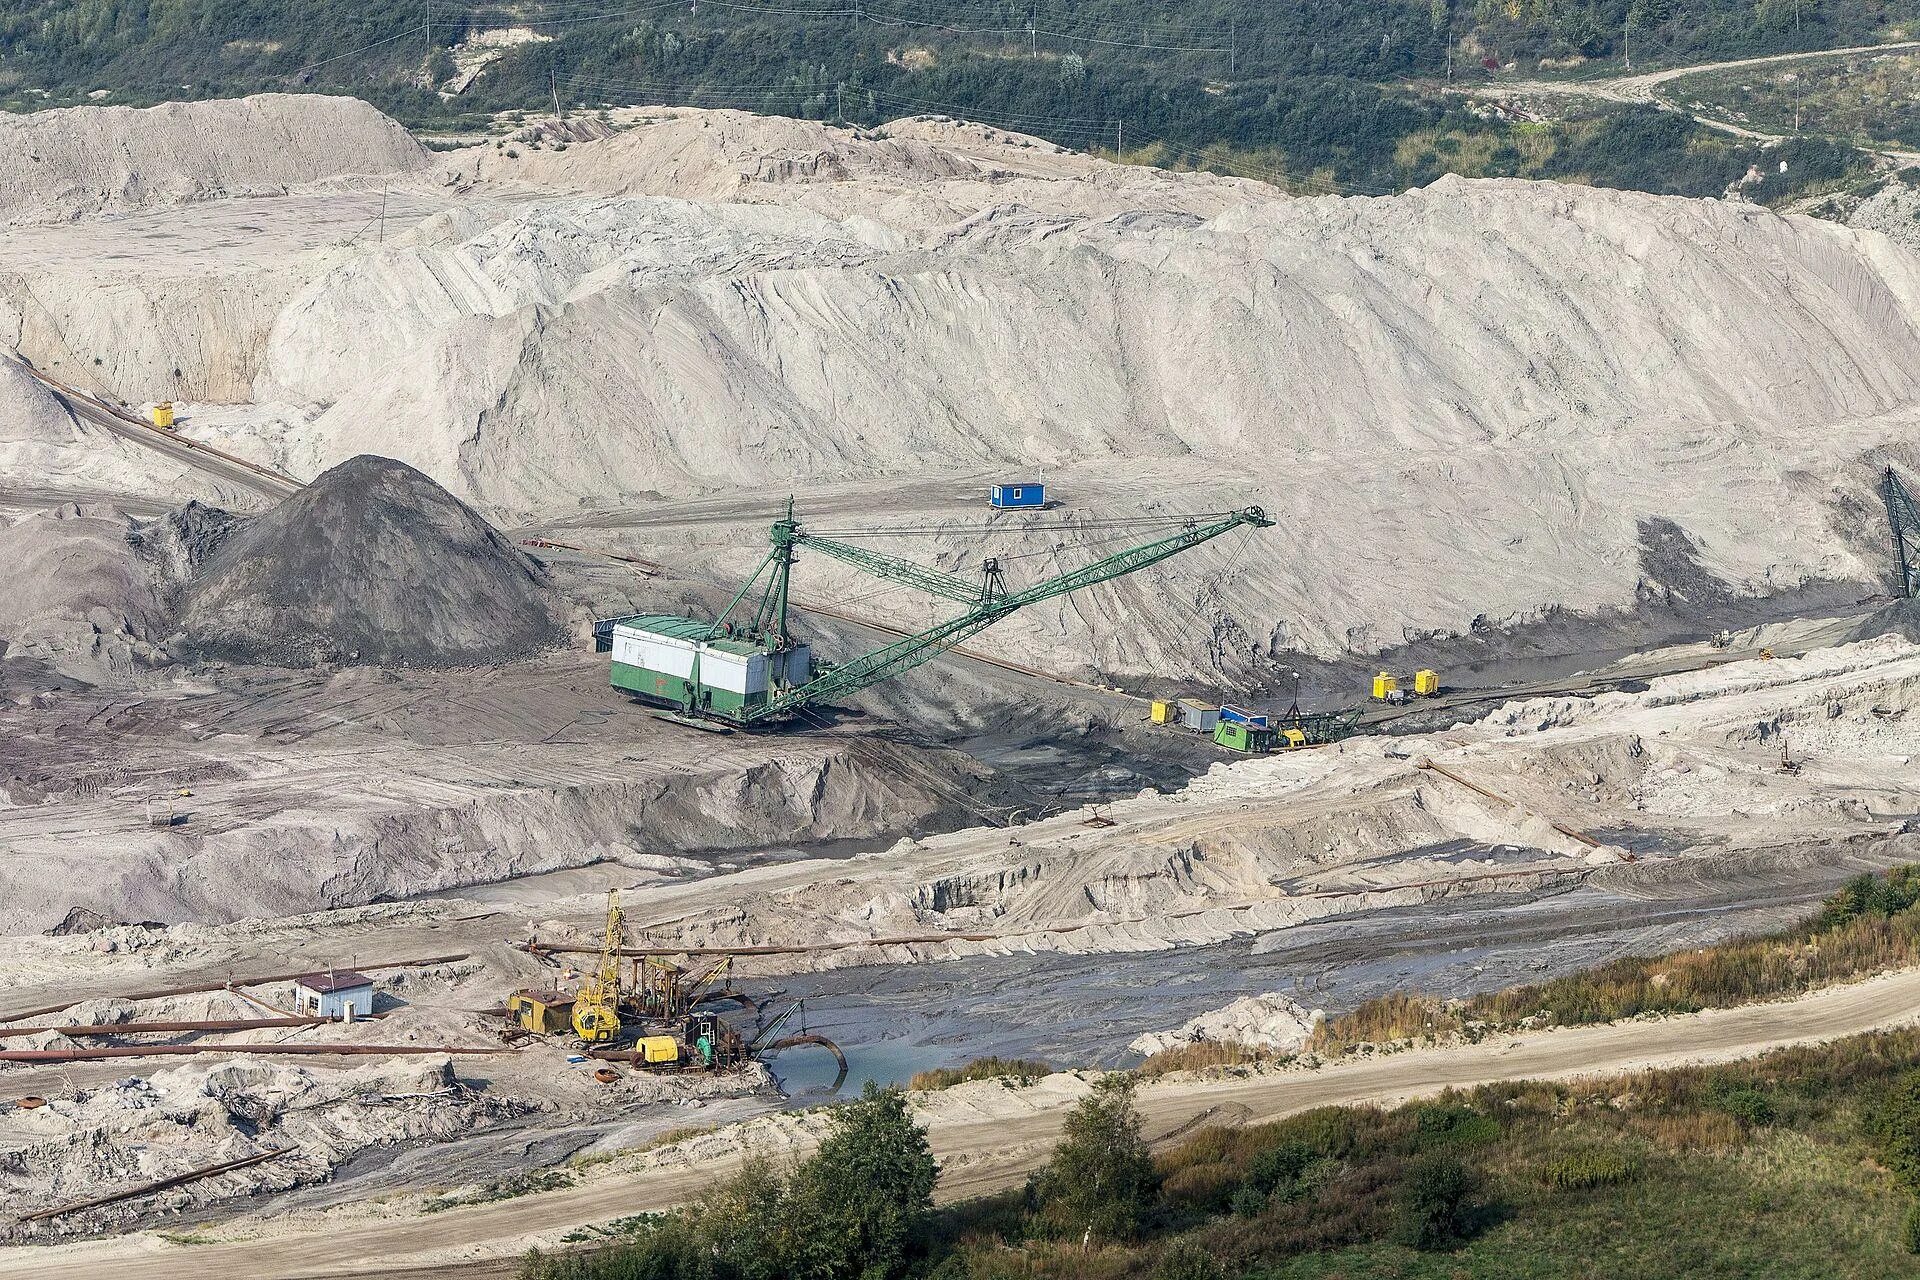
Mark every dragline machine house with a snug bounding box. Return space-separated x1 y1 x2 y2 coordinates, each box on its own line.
604 500 1274 730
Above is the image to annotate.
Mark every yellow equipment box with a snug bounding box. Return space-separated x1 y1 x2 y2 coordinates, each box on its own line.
506 989 575 1036
1150 699 1174 725
151 402 175 429
1279 728 1308 750
1371 672 1398 700
638 1035 680 1065
1413 669 1440 697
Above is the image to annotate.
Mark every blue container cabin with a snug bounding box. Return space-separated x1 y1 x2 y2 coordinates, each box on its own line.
990 482 1046 509
1219 705 1269 728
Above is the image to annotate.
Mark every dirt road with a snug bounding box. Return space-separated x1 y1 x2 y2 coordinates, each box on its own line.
1460 38 1920 151
7 967 1919 1280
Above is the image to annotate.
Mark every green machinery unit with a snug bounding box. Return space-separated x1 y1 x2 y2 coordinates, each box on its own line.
1212 708 1362 754
604 500 1274 730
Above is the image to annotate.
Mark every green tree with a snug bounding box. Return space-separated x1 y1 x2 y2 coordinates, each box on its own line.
690 1157 791 1280
1393 1152 1478 1251
1036 1073 1159 1243
785 1082 937 1280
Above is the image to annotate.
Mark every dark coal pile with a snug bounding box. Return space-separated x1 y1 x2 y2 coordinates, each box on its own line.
1849 597 1920 646
172 454 565 668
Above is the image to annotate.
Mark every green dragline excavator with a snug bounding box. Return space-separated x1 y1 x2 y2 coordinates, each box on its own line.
599 501 1273 730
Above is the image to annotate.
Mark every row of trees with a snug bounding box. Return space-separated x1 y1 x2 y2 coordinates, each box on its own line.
523 1072 1487 1280
0 1 1881 199
6 0 1912 96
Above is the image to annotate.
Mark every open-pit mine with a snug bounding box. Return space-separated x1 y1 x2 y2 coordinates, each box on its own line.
5 90 1920 1277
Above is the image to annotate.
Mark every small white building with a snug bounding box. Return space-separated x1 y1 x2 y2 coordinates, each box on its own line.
292 970 375 1020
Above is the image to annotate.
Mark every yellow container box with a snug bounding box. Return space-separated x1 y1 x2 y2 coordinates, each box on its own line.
1150 699 1173 725
638 1034 680 1065
1414 669 1440 696
1371 672 1398 700
151 402 175 429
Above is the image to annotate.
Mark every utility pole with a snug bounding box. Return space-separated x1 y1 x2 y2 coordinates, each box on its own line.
836 81 845 122
423 0 430 64
1622 18 1630 71
1029 0 1037 58
378 181 388 244
552 68 562 118
1116 119 1123 155
1229 18 1236 76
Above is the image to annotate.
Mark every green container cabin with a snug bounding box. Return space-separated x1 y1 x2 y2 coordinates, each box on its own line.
1213 721 1277 753
607 614 813 725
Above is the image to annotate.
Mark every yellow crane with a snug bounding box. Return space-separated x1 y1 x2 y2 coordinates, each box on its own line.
570 891 625 1044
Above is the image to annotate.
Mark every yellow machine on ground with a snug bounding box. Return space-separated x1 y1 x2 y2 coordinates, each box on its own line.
571 891 625 1043
507 891 627 1045
1373 669 1442 702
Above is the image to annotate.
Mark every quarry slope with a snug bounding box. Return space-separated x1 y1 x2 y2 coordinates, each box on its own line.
3 95 1917 683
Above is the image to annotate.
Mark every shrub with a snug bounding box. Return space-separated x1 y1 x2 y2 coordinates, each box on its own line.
1868 1069 1920 1193
1153 1240 1225 1280
1392 1153 1478 1252
1541 1147 1640 1191
786 1083 938 1280
1246 1141 1316 1200
1229 1185 1268 1218
1905 1203 1920 1256
1708 1084 1777 1129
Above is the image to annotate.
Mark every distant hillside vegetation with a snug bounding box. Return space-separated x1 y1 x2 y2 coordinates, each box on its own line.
0 0 1904 198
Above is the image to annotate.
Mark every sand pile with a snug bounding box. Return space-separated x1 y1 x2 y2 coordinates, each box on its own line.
0 94 428 225
173 455 565 668
0 504 170 679
1129 992 1325 1057
445 108 985 202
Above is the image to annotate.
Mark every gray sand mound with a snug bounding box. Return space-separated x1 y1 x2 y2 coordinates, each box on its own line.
173 455 564 668
1849 598 1920 645
0 94 429 225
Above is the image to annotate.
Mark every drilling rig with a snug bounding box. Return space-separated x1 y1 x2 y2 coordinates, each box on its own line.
571 891 625 1044
598 501 1274 730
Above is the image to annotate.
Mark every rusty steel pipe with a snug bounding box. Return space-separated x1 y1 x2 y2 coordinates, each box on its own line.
21 1146 298 1223
0 1043 509 1063
0 1015 375 1040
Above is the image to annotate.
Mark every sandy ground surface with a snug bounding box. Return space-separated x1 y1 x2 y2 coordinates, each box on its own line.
4 964 1917 1280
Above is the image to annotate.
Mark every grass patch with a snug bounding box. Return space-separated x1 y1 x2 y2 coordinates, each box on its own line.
923 1028 1920 1280
424 1169 574 1213
1135 1041 1285 1078
909 1056 1053 1091
1315 865 1920 1057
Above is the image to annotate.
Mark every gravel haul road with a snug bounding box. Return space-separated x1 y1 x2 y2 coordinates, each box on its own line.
7 967 1920 1280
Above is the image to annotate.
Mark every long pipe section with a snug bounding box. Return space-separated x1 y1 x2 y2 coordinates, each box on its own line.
0 1043 509 1063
